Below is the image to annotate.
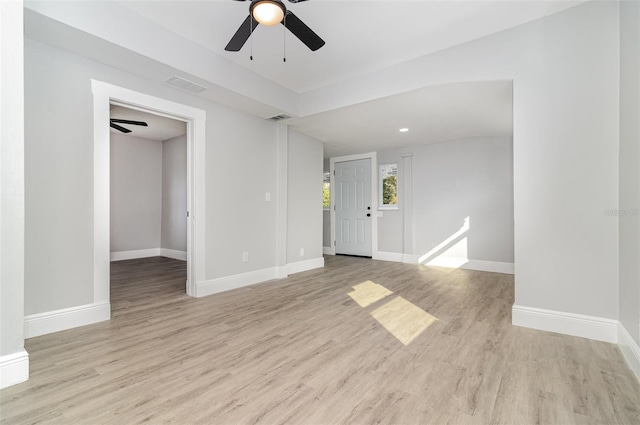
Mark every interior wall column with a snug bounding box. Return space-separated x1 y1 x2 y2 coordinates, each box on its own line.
0 0 29 389
275 124 288 277
402 153 414 261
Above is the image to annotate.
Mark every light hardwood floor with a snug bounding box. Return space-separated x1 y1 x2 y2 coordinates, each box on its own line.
1 256 639 424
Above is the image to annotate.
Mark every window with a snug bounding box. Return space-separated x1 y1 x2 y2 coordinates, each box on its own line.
379 163 398 208
323 172 330 209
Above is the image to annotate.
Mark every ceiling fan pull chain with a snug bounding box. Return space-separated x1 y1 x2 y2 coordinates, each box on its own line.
250 16 254 61
283 13 287 62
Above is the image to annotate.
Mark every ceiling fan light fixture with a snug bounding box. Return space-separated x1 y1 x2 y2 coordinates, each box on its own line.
252 0 285 26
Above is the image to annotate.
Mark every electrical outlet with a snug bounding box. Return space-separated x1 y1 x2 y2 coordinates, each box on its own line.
299 248 304 257
242 252 248 262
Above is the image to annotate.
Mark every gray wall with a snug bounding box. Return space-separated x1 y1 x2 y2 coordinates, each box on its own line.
1 0 26 366
161 134 187 252
619 0 640 345
24 39 280 314
377 137 514 263
287 128 323 263
307 2 621 321
110 133 163 252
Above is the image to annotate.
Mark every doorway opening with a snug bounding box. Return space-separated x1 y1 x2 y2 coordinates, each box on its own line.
92 80 207 317
109 105 188 305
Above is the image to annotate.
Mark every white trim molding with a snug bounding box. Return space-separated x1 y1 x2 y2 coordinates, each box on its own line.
618 323 640 382
374 251 404 263
323 246 334 255
464 259 514 274
196 257 326 297
330 152 378 259
196 268 281 297
0 350 29 389
160 248 187 261
110 248 188 262
375 252 514 274
24 302 111 339
512 305 618 343
92 80 206 299
111 248 160 261
287 257 324 275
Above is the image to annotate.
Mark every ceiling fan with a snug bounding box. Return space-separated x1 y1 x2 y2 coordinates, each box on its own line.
110 119 148 134
225 0 325 53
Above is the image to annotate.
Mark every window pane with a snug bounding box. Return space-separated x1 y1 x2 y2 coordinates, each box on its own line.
323 172 330 208
380 163 398 207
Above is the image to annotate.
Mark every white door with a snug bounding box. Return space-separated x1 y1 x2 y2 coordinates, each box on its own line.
335 158 372 257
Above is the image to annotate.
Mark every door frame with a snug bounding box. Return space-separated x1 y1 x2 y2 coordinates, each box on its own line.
91 80 206 306
329 152 378 258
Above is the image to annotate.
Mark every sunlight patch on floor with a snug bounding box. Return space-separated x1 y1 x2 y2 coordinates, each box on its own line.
370 296 438 345
348 281 438 345
348 280 394 308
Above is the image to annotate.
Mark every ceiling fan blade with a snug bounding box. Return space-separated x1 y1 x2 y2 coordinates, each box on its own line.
225 15 259 52
110 119 148 126
283 11 325 51
110 122 132 133
287 0 309 2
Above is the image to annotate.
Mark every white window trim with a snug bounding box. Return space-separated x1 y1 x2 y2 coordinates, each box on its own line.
379 162 399 210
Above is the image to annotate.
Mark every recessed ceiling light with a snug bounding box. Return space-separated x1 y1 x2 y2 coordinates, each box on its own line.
399 128 409 133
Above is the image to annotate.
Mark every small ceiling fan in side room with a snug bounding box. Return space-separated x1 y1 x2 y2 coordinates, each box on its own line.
110 119 148 134
225 0 325 53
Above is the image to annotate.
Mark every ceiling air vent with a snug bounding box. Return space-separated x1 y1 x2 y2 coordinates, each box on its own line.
166 76 207 94
267 114 292 122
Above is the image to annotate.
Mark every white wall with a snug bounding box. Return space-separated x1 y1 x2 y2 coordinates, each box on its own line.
619 0 640 346
413 137 513 263
327 2 619 321
310 2 620 327
377 137 514 266
24 39 281 315
287 128 323 264
161 134 187 252
0 0 28 389
110 133 163 252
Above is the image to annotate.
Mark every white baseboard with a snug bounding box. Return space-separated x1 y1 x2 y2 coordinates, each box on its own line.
512 305 617 343
423 256 514 274
111 248 187 261
375 252 514 274
196 268 281 297
323 246 334 255
374 251 404 262
159 248 187 261
402 254 419 264
111 248 160 261
24 302 111 338
196 257 326 297
463 259 514 274
618 322 640 382
287 257 324 275
0 350 29 389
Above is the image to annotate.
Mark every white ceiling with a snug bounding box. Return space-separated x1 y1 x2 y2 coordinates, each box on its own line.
117 0 585 93
289 80 513 158
110 106 187 141
26 1 582 158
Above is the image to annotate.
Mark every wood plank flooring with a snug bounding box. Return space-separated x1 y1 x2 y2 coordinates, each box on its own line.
1 255 639 424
